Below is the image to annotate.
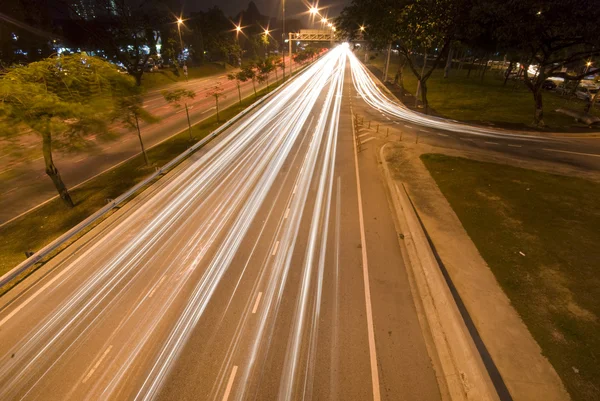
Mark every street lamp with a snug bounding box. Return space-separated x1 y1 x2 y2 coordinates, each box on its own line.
360 25 365 32
321 17 328 24
176 18 184 57
309 6 319 15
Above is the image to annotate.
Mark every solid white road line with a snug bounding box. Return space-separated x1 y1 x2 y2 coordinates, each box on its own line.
284 207 290 219
358 133 371 138
222 365 238 401
82 345 113 384
542 148 600 158
437 133 448 137
485 141 499 145
508 144 522 148
252 292 263 314
271 241 280 256
351 109 381 401
361 137 376 144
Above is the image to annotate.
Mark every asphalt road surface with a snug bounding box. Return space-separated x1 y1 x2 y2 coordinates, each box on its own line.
0 59 302 226
0 46 441 401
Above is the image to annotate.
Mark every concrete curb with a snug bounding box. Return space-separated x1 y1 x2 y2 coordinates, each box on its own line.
378 142 500 401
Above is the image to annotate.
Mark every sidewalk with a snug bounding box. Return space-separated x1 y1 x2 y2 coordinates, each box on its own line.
382 139 570 401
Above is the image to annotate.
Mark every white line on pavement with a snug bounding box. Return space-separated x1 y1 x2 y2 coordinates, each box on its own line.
271 241 280 256
508 144 522 148
542 148 600 158
358 133 371 138
284 208 290 219
82 345 113 383
485 141 499 145
252 292 263 314
351 109 381 401
222 365 238 401
437 133 448 137
361 137 376 144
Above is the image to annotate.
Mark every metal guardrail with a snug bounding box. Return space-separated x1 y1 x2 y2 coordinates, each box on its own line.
0 61 314 290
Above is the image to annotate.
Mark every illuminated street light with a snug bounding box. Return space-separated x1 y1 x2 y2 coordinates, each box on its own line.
587 61 592 67
309 6 319 15
177 18 183 25
360 25 365 31
264 28 270 35
332 27 336 32
328 22 333 27
321 17 328 23
236 25 242 33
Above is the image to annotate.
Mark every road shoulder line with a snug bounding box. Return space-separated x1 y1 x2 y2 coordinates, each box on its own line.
350 107 382 401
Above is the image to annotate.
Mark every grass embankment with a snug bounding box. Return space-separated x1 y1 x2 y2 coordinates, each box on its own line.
367 52 600 130
140 63 233 90
421 153 600 401
0 81 282 294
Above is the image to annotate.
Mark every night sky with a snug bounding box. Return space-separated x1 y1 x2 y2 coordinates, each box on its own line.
183 0 349 23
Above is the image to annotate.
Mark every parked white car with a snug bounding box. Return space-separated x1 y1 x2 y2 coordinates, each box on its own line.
575 85 599 101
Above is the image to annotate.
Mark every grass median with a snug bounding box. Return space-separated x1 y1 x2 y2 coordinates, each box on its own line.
421 153 600 401
367 52 600 131
0 80 284 295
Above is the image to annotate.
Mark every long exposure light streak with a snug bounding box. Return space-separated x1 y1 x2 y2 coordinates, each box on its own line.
346 49 549 141
0 46 349 401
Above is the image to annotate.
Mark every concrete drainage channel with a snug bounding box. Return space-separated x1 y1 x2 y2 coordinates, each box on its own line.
0 60 316 293
379 143 501 401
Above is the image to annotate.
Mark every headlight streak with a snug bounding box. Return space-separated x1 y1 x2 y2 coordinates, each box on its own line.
346 49 549 142
0 48 345 401
133 48 348 401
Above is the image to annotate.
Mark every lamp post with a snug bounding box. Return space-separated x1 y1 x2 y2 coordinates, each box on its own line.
282 0 286 81
177 18 184 54
235 25 242 67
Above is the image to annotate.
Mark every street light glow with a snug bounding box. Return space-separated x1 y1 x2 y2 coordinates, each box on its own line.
328 22 333 27
321 17 328 23
264 29 270 35
587 61 592 67
309 6 319 15
360 25 365 31
236 25 242 32
177 18 183 25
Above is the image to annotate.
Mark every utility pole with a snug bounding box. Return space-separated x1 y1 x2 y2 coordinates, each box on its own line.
282 0 286 81
289 32 293 76
383 42 392 82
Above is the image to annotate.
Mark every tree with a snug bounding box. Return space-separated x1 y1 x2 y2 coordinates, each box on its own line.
270 56 282 81
162 89 196 140
256 58 274 91
473 0 600 126
206 83 226 122
116 87 159 165
61 0 166 86
241 62 258 97
227 72 243 105
337 0 467 113
0 54 135 207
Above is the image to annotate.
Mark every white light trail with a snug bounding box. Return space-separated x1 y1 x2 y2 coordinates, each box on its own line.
0 47 349 401
346 49 550 142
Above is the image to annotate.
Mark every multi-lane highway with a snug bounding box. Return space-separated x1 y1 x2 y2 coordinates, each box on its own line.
3 44 598 401
0 46 442 400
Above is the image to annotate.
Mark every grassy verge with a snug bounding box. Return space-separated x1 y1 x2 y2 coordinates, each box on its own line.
0 79 284 293
421 153 600 401
140 63 232 90
366 52 600 131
